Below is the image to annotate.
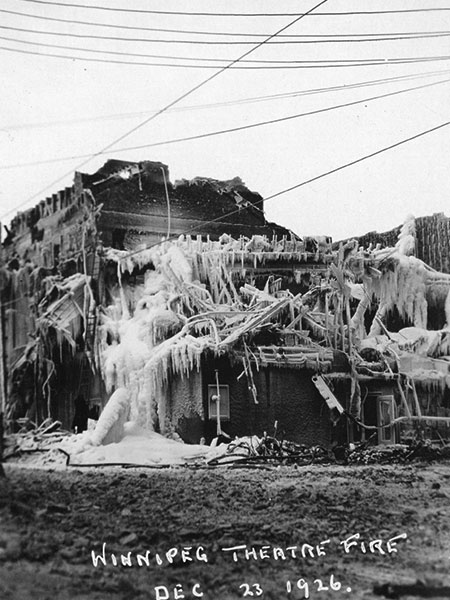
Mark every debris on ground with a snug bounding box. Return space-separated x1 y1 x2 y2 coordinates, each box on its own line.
4 419 75 467
348 440 450 465
4 418 450 469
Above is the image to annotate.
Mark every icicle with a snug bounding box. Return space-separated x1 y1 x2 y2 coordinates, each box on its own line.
395 214 416 256
445 289 450 326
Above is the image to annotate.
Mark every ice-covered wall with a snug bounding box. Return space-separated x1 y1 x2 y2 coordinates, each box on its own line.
97 246 216 433
343 213 450 273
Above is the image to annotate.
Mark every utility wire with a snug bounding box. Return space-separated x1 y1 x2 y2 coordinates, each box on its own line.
3 23 450 45
14 0 450 17
3 44 450 69
4 76 450 170
2 11 450 41
124 119 450 258
263 121 450 202
0 0 330 220
5 67 450 132
5 34 450 66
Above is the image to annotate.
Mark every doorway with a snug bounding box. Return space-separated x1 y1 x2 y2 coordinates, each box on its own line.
376 395 396 444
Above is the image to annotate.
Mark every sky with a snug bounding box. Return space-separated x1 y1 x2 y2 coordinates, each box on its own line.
1 0 450 241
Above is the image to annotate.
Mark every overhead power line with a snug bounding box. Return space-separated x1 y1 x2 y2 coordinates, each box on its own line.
124 119 450 256
5 34 450 67
0 0 329 220
2 9 450 41
3 23 450 45
3 43 450 70
263 121 450 203
3 76 449 170
5 68 450 132
15 0 450 17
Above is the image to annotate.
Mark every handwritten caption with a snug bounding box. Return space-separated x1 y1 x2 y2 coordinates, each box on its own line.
90 532 408 599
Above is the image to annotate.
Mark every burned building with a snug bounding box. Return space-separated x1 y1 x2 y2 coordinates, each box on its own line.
2 160 450 450
339 212 450 274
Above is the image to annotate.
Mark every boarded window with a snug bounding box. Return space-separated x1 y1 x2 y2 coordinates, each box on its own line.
207 384 230 421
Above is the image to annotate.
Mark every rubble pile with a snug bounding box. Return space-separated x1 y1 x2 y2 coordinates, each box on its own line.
3 419 75 468
347 439 450 465
4 419 450 469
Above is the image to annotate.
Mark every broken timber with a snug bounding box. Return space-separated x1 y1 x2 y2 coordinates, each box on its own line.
312 375 345 414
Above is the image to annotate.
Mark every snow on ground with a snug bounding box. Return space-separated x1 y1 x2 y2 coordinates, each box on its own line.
65 422 210 467
6 416 256 469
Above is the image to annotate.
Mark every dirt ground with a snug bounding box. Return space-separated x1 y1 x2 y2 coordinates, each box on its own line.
0 461 449 600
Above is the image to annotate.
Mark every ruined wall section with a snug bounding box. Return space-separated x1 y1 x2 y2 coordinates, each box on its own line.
89 160 290 249
5 177 98 272
415 214 450 274
202 357 332 447
2 175 101 430
341 213 450 273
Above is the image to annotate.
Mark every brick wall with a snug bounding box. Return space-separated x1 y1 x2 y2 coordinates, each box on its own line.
341 213 450 273
201 357 333 447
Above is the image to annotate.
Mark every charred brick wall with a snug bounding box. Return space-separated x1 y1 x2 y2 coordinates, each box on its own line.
201 357 333 447
415 214 450 274
92 161 290 248
341 213 450 273
5 182 97 269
